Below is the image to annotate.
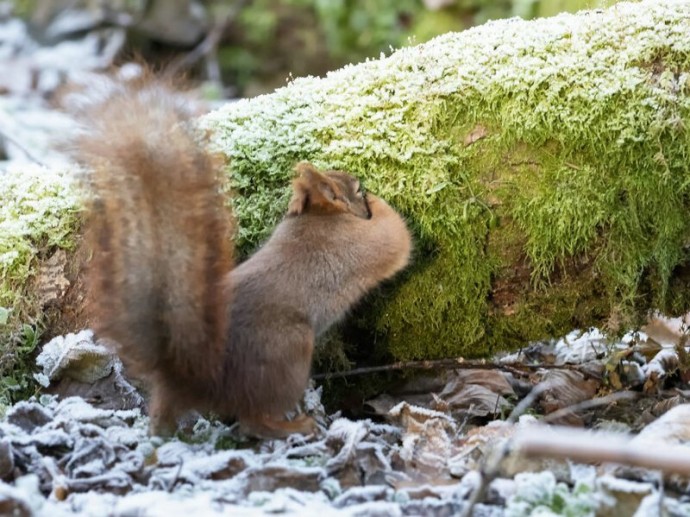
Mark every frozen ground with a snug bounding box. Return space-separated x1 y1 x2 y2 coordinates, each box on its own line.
2 328 690 516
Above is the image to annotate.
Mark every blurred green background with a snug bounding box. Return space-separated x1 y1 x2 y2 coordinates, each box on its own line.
13 0 622 98
201 0 621 96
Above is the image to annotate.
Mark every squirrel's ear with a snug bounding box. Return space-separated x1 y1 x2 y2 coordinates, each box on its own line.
287 163 316 215
316 178 336 202
296 162 325 184
287 179 308 215
288 162 339 215
297 163 338 202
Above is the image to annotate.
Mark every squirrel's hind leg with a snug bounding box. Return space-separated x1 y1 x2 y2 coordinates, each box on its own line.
148 383 181 436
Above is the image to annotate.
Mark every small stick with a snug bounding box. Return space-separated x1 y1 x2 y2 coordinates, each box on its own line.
164 0 250 78
542 390 640 424
167 460 183 493
459 382 553 517
514 426 690 477
313 358 596 381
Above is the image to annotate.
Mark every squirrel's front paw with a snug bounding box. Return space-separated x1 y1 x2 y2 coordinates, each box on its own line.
364 194 391 218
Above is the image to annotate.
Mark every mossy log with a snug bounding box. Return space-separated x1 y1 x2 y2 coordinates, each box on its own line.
2 1 690 368
202 0 690 359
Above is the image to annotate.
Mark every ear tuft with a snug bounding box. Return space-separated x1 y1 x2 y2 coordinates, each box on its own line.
288 162 341 215
295 161 324 183
287 178 308 215
288 162 321 215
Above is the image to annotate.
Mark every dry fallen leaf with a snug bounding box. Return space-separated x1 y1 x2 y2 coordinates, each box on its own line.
538 370 600 424
389 402 457 478
463 124 489 146
643 349 679 393
438 370 516 420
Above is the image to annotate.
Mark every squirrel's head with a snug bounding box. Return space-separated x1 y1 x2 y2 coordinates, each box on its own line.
287 162 371 219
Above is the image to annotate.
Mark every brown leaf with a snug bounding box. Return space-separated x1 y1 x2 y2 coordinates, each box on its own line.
363 374 452 418
444 384 513 419
441 370 515 396
365 370 515 421
675 343 690 383
463 124 488 146
608 370 623 391
438 370 516 419
635 339 663 362
643 349 679 394
388 402 457 477
649 395 685 420
538 370 600 416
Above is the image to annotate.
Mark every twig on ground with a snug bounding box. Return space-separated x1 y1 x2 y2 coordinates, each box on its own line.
313 358 596 381
459 382 553 517
506 382 552 425
167 460 183 493
542 390 640 424
514 425 690 477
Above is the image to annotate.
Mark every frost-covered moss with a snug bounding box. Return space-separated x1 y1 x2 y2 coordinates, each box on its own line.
0 164 82 402
506 471 599 517
203 0 690 360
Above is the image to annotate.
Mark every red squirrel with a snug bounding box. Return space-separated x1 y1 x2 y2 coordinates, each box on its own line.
76 81 412 437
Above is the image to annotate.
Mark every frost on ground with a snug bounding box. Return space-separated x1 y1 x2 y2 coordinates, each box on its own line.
0 395 496 517
1 328 690 515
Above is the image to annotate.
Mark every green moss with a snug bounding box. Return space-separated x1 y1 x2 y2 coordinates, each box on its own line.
203 0 690 360
0 164 82 404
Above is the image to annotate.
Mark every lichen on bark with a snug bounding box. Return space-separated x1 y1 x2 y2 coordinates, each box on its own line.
202 0 690 359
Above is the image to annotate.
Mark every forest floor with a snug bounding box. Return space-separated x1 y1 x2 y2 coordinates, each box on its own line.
2 322 690 516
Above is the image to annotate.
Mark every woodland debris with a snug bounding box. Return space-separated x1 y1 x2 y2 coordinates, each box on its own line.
536 370 601 425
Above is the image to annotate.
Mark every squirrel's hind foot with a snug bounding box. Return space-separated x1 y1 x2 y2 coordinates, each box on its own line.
240 414 318 439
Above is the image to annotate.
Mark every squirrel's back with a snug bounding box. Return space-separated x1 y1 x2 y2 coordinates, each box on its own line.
227 164 411 336
75 81 234 393
218 166 412 420
230 197 410 336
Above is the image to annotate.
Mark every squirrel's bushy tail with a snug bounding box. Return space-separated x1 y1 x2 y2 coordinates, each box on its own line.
75 80 233 388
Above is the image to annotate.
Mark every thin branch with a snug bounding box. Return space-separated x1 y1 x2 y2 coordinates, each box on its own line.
313 357 598 381
542 390 640 424
167 460 183 493
459 381 553 517
506 381 553 424
164 0 250 78
0 125 46 167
